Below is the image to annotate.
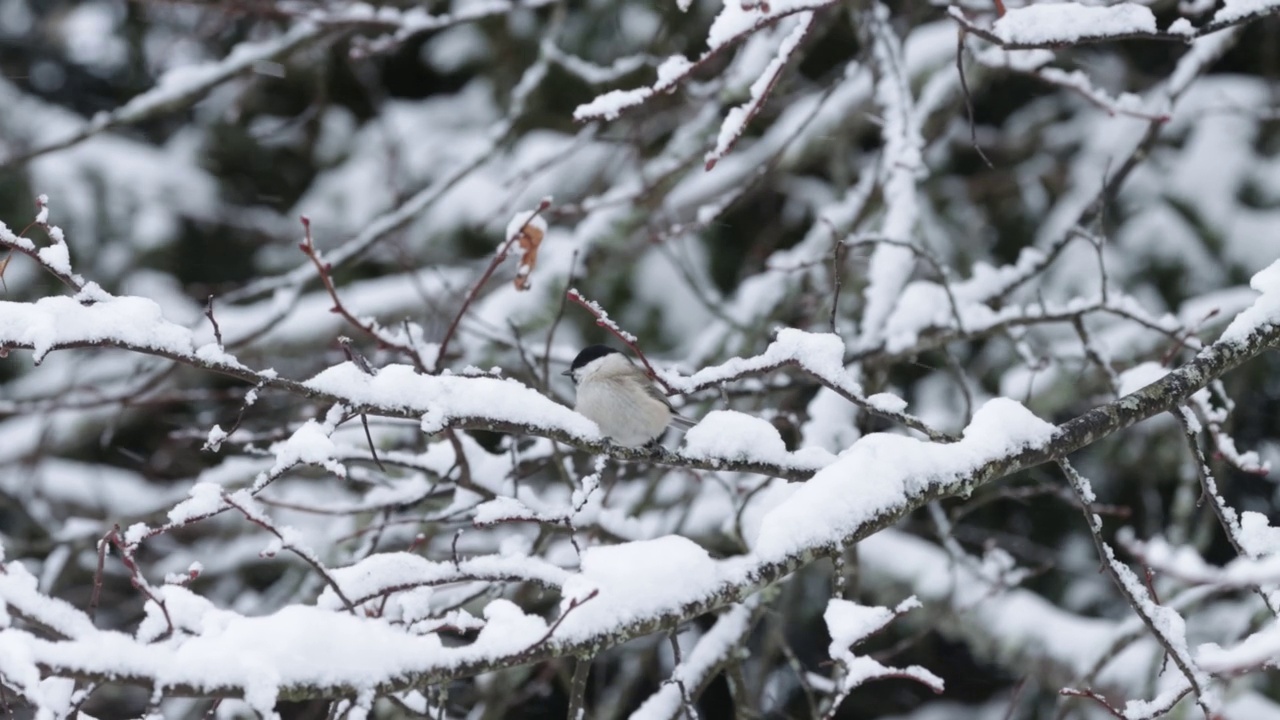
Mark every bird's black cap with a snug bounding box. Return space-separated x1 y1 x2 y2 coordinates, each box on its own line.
563 344 620 376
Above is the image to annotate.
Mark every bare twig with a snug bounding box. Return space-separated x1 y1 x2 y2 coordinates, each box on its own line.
955 29 994 169
435 199 552 371
531 588 600 649
566 288 676 394
205 295 224 347
542 250 580 390
221 493 358 613
299 216 424 371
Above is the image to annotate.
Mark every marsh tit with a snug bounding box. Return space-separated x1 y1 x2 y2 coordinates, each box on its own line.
562 345 696 447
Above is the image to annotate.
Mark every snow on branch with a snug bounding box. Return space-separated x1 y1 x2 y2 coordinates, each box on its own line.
8 0 1280 715
974 46 1170 122
5 299 1280 705
822 597 943 713
667 328 951 441
0 196 83 291
951 0 1280 49
628 595 765 720
1058 460 1220 717
573 0 833 122
704 12 816 170
859 2 925 345
1122 532 1280 591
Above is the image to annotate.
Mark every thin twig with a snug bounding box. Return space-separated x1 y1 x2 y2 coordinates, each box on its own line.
339 339 387 472
1057 460 1218 718
435 199 552 371
542 249 580 390
829 241 845 333
530 588 600 649
955 29 994 169
205 295 224 347
221 493 358 613
299 216 425 371
566 289 676 394
669 631 700 720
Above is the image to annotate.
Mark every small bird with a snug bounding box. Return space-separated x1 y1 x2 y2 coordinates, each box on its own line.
562 345 696 447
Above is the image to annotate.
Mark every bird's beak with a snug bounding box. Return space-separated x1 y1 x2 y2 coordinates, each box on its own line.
560 369 573 377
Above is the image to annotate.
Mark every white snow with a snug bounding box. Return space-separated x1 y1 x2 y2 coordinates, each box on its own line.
0 289 239 366
303 362 600 438
825 596 943 693
1220 259 1280 343
866 392 907 414
683 410 788 466
1239 512 1280 557
1117 362 1168 396
992 3 1157 45
753 398 1055 556
1211 0 1280 24
674 328 861 397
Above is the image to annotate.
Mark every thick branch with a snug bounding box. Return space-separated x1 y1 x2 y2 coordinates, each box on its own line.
9 320 1278 701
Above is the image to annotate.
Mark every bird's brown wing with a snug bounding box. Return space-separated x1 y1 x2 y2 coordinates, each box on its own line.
640 378 676 410
641 379 697 427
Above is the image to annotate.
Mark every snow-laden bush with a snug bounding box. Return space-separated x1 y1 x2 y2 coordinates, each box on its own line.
2 1 1280 718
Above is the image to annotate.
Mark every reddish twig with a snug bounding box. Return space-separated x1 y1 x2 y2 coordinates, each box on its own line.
529 588 600 649
90 525 174 637
434 199 552 371
221 492 357 613
299 216 424 371
566 288 676 395
1058 688 1127 719
1059 685 1198 720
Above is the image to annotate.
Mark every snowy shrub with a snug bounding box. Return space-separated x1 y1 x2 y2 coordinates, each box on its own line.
1 0 1280 718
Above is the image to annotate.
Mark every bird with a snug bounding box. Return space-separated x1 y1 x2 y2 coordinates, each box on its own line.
562 345 696 447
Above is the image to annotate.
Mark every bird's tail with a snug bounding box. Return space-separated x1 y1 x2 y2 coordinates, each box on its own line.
669 414 698 430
